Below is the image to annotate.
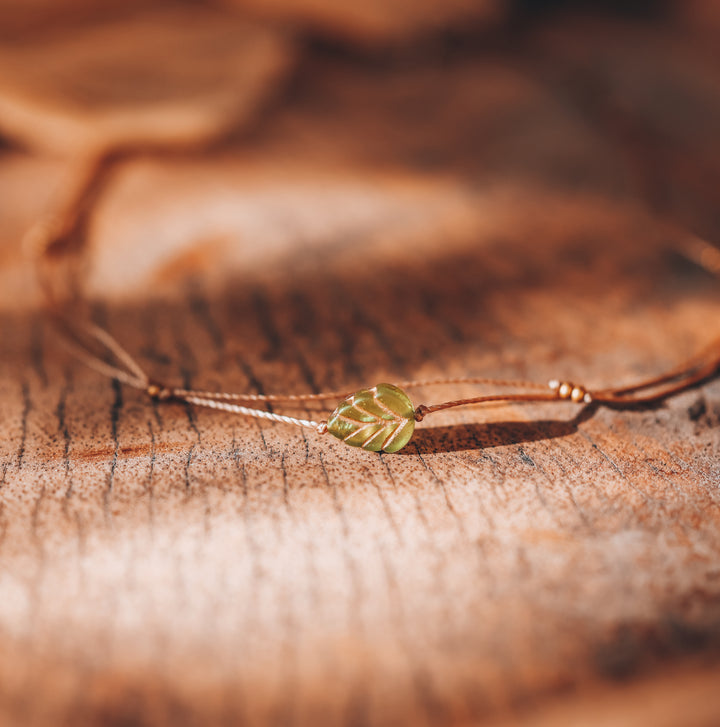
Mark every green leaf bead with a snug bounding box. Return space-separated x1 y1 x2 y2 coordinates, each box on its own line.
327 383 416 453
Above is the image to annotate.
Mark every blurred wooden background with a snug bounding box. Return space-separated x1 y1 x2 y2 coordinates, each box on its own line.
1 1 720 725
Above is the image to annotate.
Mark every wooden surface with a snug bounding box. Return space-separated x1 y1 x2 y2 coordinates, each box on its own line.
1 4 720 726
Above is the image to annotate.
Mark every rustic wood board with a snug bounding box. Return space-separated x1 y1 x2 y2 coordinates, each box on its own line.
2 197 719 726
1 11 720 727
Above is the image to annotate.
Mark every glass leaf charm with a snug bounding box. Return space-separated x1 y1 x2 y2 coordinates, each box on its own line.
327 383 416 453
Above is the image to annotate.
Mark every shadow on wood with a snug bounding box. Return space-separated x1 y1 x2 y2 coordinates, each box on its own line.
406 405 599 454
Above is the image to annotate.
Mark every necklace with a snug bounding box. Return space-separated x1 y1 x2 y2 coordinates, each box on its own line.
54 274 720 454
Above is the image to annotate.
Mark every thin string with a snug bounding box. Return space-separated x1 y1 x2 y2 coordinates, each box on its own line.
182 396 321 429
591 345 720 405
57 335 148 390
79 321 150 386
593 336 720 398
54 317 149 390
416 392 562 417
171 376 547 405
171 387 344 404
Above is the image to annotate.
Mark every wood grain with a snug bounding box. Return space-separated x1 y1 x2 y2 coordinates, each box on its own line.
1 8 720 727
2 199 719 725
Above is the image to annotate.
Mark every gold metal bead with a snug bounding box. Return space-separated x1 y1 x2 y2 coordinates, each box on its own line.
570 387 585 402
